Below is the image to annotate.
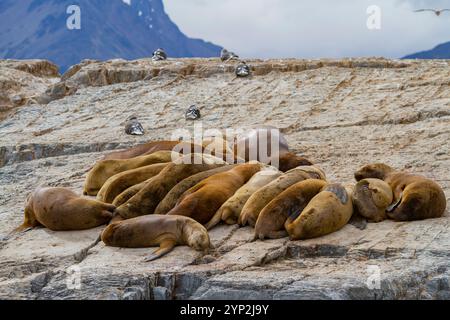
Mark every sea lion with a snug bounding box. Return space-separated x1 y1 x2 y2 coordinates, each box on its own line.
255 179 327 240
101 215 211 262
354 163 446 221
16 187 115 232
102 141 201 161
239 165 327 227
115 154 227 219
154 165 238 215
112 180 152 207
97 163 168 204
167 163 263 225
205 167 282 230
285 184 354 240
83 151 174 196
233 126 312 171
352 178 393 222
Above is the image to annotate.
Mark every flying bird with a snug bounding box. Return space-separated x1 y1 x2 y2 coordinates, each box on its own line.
414 9 450 16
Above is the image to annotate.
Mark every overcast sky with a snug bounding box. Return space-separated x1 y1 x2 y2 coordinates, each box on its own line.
163 0 450 59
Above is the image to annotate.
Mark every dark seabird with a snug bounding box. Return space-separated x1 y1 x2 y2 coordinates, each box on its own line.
152 48 168 61
185 105 201 120
414 8 450 16
221 49 239 62
125 116 145 135
235 61 251 77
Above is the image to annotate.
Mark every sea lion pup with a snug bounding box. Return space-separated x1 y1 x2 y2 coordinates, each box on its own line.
233 126 312 172
15 188 115 233
167 163 263 226
354 163 446 221
285 184 354 240
254 179 328 240
205 167 282 230
97 163 168 204
352 178 393 222
101 215 211 262
154 165 238 215
83 151 174 196
115 154 227 219
239 165 327 227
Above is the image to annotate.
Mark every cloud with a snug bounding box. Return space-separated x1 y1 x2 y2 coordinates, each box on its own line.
163 0 450 58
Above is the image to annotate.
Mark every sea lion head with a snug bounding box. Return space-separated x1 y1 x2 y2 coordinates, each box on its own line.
184 220 212 251
354 163 394 181
293 165 327 181
279 153 313 172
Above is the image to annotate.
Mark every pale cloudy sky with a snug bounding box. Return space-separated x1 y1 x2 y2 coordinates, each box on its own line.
163 0 450 58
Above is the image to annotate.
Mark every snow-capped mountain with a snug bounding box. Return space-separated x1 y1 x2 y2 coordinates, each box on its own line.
0 0 222 72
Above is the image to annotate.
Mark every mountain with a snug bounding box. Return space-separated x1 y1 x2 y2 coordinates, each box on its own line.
403 41 450 59
0 0 222 73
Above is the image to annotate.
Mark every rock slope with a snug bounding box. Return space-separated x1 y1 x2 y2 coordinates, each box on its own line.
0 58 449 300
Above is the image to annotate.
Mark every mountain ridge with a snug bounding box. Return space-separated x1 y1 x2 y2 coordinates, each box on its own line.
0 0 222 72
403 41 450 59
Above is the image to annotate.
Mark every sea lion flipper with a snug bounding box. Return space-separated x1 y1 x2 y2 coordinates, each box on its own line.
204 210 223 231
257 229 288 240
348 214 368 230
143 240 176 262
387 192 403 213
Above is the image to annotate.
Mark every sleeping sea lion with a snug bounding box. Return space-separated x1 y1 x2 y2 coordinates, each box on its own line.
354 163 446 221
167 163 263 226
15 187 115 232
115 154 227 219
101 215 211 261
205 167 282 230
255 179 327 240
154 165 238 215
285 184 354 240
84 151 174 196
352 178 393 222
97 163 168 203
239 165 327 227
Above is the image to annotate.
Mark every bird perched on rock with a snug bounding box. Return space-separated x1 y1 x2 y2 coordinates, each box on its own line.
185 105 201 120
125 116 145 135
235 61 251 77
152 48 167 61
221 49 239 62
414 8 450 16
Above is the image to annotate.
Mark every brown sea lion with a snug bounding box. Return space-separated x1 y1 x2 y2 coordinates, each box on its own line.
167 163 263 225
112 180 152 207
15 187 115 232
233 125 313 171
101 215 211 261
101 141 202 160
255 179 327 240
205 167 282 230
97 163 168 204
154 165 238 215
285 184 354 240
352 178 393 222
239 165 327 227
354 163 446 221
115 154 227 219
83 151 174 196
